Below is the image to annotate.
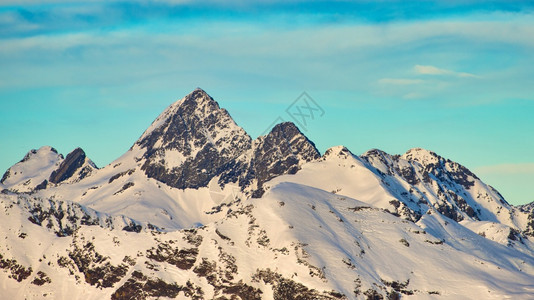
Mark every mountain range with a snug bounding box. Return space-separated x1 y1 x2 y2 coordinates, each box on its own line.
1 88 533 299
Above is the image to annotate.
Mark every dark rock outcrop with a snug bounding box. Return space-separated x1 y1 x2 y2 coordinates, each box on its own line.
49 148 87 184
136 89 320 193
361 148 500 223
138 89 252 189
240 122 320 196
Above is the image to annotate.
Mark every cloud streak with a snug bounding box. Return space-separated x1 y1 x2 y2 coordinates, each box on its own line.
414 65 477 78
1 17 533 102
2 1 534 38
378 78 424 85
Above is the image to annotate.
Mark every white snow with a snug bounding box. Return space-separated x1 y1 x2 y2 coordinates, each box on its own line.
2 90 534 299
1 181 534 299
1 146 62 192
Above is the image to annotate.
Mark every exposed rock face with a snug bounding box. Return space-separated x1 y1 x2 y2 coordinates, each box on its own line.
241 122 320 196
2 88 534 300
402 148 479 189
49 148 87 184
2 89 319 196
137 88 252 189
1 146 96 192
518 202 534 236
135 89 319 192
11 192 152 237
361 147 508 223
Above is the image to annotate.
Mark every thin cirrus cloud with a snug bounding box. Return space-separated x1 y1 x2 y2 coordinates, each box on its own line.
378 78 424 85
3 1 534 39
414 65 478 78
378 64 478 89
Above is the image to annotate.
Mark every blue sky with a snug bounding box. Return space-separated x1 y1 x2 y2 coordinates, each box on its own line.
1 0 533 204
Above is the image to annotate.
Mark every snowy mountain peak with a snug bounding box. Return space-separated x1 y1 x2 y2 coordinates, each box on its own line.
1 146 98 193
49 147 96 184
401 147 441 166
268 121 300 136
361 148 394 161
20 146 61 164
3 90 534 299
323 145 353 160
131 90 322 192
1 146 63 192
136 88 223 143
401 147 481 186
244 121 321 196
134 88 252 189
181 87 220 110
262 122 320 161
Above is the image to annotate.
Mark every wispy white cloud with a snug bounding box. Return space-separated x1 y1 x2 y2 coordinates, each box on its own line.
414 65 477 78
474 163 534 175
378 78 424 85
1 14 533 100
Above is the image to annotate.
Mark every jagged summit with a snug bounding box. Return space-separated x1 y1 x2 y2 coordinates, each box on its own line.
360 146 511 223
401 147 481 185
244 121 320 196
3 89 534 300
125 89 319 192
269 121 304 135
49 147 96 184
1 146 96 192
262 122 320 162
20 146 60 162
135 88 219 146
182 87 219 107
0 89 323 228
133 88 251 189
21 146 61 162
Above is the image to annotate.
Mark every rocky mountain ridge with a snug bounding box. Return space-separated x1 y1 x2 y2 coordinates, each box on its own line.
127 88 319 195
1 146 96 193
1 88 533 299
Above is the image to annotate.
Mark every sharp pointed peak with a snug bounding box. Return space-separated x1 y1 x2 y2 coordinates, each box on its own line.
187 87 209 98
192 87 208 94
67 147 85 155
64 147 86 159
136 88 228 144
269 121 300 134
182 87 218 105
264 122 317 150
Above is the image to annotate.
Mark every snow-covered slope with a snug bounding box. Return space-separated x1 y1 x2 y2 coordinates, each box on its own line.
1 146 96 193
21 89 318 230
261 145 533 250
1 146 62 192
361 147 533 247
1 182 533 299
1 88 534 299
